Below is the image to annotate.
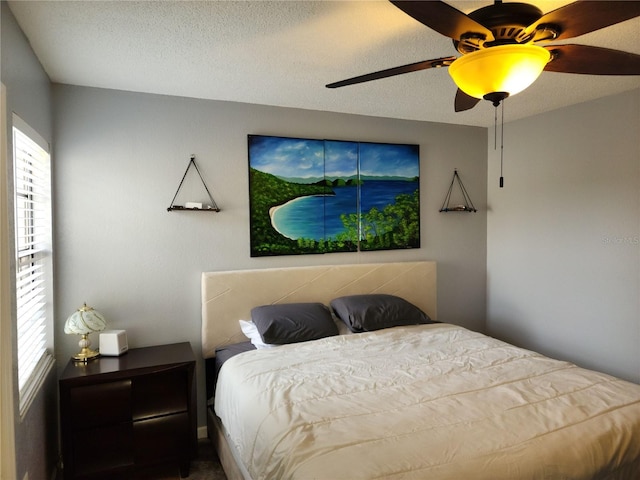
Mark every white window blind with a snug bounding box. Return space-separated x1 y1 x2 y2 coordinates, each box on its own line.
12 116 54 415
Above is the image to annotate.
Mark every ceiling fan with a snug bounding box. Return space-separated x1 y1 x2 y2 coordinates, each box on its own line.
326 1 640 112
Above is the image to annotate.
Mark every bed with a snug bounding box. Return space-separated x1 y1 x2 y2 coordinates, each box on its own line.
202 261 640 480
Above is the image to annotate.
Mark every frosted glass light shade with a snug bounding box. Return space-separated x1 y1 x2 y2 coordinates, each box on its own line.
65 303 107 362
449 44 551 99
64 303 107 335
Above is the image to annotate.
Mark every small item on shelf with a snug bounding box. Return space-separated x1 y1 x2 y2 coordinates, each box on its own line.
167 154 220 212
439 169 477 213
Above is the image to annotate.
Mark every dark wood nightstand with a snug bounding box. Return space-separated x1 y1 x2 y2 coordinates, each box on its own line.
59 342 197 479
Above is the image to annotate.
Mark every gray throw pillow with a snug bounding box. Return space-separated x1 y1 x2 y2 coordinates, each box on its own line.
251 302 339 344
331 294 432 332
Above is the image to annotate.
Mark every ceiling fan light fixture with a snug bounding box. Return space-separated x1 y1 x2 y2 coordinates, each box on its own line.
449 44 551 100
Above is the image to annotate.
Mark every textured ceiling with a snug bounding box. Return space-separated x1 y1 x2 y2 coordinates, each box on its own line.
8 0 640 127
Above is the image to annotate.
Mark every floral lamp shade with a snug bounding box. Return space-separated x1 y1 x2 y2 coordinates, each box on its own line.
64 303 107 362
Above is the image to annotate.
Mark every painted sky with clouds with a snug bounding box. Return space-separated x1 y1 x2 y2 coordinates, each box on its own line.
249 135 419 179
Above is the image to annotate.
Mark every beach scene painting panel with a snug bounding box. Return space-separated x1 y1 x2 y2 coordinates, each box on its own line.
358 142 420 251
248 135 420 257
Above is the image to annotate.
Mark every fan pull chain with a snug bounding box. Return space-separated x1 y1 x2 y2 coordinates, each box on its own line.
500 101 504 188
492 101 505 188
494 105 498 149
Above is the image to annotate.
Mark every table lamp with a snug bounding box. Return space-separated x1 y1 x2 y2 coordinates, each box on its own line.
64 303 107 362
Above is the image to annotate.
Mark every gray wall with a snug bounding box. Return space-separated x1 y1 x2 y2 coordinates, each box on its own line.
1 3 58 480
52 84 488 428
487 89 640 384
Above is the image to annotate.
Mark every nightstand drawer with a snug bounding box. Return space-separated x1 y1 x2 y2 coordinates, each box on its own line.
132 367 188 420
69 380 131 429
72 423 134 476
134 412 190 463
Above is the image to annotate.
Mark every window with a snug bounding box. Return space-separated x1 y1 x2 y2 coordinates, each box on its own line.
12 115 54 415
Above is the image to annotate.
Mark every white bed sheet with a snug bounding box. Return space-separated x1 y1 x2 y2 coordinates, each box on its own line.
215 323 640 480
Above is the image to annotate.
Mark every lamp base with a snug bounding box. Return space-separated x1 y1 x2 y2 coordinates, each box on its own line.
71 347 100 363
71 333 100 362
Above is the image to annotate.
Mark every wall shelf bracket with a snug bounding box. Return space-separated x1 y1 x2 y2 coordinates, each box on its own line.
439 169 477 213
167 155 220 212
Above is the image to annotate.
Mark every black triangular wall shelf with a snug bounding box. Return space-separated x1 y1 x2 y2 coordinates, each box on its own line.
167 155 220 212
439 169 477 213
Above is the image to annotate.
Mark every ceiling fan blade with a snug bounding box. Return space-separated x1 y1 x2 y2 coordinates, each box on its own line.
454 89 481 112
526 1 640 41
326 56 455 89
544 44 640 75
390 0 494 43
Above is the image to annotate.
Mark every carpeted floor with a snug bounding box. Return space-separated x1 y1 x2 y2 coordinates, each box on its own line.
56 437 227 479
136 437 227 479
183 437 228 480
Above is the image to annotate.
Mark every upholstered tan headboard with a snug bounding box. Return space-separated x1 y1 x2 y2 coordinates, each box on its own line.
201 261 437 359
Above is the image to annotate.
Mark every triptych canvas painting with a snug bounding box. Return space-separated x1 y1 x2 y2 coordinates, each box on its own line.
248 135 420 257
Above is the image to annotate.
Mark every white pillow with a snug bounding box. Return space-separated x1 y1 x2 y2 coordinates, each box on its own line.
239 320 277 349
333 313 353 336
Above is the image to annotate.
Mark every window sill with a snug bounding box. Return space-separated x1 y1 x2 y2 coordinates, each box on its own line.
19 353 55 419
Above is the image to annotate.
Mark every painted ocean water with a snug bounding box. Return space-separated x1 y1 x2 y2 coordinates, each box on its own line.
272 180 418 241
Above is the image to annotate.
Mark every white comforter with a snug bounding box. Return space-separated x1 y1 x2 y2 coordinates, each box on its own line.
215 323 640 480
